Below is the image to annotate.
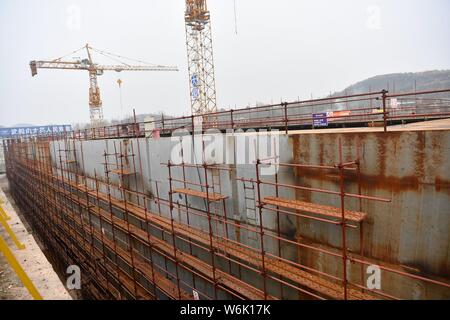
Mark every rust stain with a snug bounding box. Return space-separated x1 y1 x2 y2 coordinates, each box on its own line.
291 131 450 193
430 132 444 166
376 133 388 177
435 177 450 193
414 132 426 181
318 137 324 166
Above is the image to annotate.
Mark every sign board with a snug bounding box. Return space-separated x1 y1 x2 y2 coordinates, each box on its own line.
312 113 328 127
192 87 200 100
0 125 72 138
327 110 351 122
191 74 199 87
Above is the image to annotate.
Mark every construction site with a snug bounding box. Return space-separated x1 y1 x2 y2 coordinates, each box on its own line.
0 1 449 302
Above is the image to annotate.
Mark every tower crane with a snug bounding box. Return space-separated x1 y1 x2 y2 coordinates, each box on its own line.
185 0 218 115
30 44 178 127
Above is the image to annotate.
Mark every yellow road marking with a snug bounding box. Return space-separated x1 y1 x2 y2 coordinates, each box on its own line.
0 233 43 300
0 208 25 250
0 201 11 221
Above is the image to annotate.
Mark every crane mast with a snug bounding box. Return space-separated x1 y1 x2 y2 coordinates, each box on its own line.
88 69 103 126
185 0 217 115
85 44 103 126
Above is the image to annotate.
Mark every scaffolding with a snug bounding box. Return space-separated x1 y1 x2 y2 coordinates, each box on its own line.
63 88 450 140
3 125 450 300
2 88 450 300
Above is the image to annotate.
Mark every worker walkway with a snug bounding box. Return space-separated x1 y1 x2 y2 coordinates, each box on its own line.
0 175 71 300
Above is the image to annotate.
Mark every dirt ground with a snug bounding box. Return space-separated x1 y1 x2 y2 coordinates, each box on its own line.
0 174 72 300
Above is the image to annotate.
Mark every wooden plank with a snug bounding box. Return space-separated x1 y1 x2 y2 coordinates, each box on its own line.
110 169 135 176
173 188 227 202
263 196 366 222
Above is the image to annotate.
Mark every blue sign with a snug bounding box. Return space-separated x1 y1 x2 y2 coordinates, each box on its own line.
312 113 328 127
191 87 200 100
191 74 199 87
0 125 72 138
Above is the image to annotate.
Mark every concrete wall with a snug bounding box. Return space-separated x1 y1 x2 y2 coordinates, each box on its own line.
49 129 450 299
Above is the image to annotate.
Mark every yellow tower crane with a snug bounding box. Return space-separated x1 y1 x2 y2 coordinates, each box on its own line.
185 0 218 115
30 44 178 127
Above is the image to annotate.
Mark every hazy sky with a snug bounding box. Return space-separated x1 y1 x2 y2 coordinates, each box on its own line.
1 0 449 126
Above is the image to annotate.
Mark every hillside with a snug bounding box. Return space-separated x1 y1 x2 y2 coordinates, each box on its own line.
334 70 450 96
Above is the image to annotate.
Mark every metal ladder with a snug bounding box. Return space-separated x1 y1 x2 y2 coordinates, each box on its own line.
243 181 258 241
210 167 224 237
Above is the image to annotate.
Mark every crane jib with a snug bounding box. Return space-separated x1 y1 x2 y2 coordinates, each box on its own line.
29 44 178 127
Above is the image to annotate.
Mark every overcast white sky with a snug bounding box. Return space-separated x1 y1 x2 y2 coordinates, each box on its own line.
1 0 449 127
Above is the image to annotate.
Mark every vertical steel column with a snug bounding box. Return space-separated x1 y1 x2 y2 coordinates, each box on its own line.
154 179 169 277
42 138 67 277
79 140 108 293
133 110 158 297
356 143 365 291
203 162 219 299
67 138 90 275
382 90 388 132
338 139 348 300
273 155 283 298
230 109 235 130
180 139 197 290
57 140 78 253
93 168 114 296
101 149 123 296
129 140 141 206
255 159 268 300
116 141 139 298
284 102 288 134
167 161 183 299
221 196 232 274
